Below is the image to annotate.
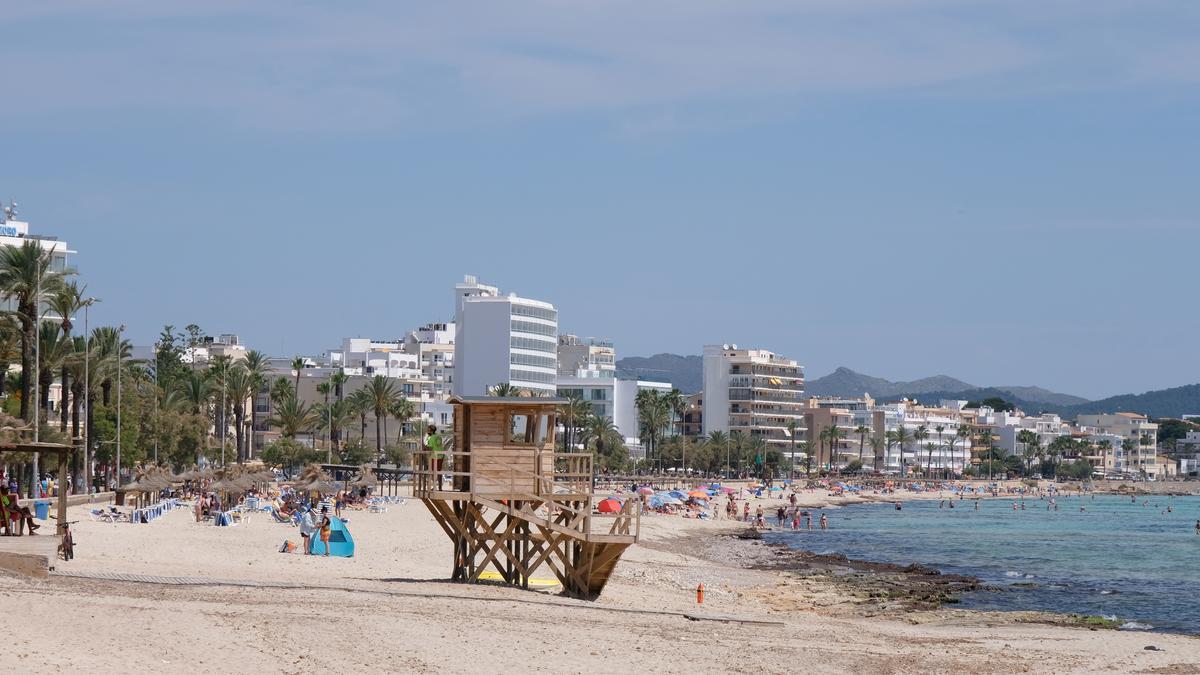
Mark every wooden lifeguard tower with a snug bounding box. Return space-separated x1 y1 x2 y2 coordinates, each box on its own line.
414 396 638 599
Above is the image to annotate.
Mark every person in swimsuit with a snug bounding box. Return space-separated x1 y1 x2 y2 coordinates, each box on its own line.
318 506 333 556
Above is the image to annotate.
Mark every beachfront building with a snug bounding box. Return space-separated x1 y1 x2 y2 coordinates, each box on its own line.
556 375 672 455
330 337 423 379
453 275 558 397
0 204 74 317
1075 413 1161 477
557 335 615 378
1171 431 1200 476
701 344 806 450
680 392 703 438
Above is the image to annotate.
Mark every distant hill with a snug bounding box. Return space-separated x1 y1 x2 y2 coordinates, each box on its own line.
614 358 1090 406
616 354 703 393
992 386 1089 407
1058 384 1200 419
807 367 975 399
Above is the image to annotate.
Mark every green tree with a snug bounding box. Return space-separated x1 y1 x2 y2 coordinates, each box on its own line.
869 435 885 473
365 375 400 463
488 382 521 397
707 430 729 477
267 395 317 440
0 240 71 421
893 426 912 477
224 364 254 464
242 349 271 459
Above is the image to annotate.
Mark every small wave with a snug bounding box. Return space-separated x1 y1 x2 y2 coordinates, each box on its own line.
1103 614 1118 621
1100 590 1119 595
1005 571 1023 578
1120 621 1154 631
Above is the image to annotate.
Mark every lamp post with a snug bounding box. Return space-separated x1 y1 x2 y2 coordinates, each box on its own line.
220 358 227 466
81 298 96 492
116 324 125 489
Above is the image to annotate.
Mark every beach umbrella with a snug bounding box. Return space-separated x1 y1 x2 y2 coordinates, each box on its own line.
720 487 737 494
687 490 708 499
597 498 623 513
637 487 654 495
668 490 686 499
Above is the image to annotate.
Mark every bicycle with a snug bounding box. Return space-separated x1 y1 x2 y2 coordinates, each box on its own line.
50 516 79 561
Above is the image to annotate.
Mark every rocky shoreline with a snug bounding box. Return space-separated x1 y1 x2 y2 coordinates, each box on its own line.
670 526 1132 632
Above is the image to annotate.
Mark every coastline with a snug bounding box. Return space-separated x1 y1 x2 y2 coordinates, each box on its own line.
3 493 1199 673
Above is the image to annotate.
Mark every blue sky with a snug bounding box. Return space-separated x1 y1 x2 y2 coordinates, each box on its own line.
1 1 1197 399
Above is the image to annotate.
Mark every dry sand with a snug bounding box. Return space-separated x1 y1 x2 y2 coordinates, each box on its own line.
2 488 1198 674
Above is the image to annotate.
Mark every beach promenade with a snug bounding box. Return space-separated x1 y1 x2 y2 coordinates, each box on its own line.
2 487 1198 673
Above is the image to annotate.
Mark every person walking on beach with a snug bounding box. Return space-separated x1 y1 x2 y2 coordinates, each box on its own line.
299 505 317 555
424 425 446 490
743 502 750 522
819 513 828 530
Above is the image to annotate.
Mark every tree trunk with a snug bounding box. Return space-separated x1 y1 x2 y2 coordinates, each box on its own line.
101 379 112 407
18 314 32 422
60 365 69 432
234 407 245 464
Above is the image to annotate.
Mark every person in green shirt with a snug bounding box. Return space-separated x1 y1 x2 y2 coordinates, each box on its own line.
424 425 445 490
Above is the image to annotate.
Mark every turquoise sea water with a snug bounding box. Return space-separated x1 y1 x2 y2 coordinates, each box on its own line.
766 494 1200 634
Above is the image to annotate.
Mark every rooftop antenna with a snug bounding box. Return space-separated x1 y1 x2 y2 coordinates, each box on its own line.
1 199 16 223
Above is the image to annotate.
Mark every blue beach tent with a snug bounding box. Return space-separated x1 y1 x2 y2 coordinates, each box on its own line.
309 516 355 557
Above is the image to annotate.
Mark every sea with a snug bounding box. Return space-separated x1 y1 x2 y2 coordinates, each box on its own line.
766 494 1200 634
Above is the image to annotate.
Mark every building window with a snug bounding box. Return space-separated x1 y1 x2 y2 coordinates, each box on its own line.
511 320 556 337
511 305 558 321
510 336 556 353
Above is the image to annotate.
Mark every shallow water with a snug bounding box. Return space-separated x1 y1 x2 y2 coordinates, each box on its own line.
765 494 1200 634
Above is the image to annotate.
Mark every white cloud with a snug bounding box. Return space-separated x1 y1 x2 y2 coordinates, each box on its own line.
1 1 1195 132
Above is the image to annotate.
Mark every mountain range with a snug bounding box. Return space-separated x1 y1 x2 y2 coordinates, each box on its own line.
614 355 1200 420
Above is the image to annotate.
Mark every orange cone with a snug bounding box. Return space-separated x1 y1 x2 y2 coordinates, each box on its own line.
696 583 705 604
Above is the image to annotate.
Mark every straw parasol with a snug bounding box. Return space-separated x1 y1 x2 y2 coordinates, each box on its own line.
349 464 377 488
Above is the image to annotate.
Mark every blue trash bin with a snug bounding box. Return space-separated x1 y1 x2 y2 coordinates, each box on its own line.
33 500 50 520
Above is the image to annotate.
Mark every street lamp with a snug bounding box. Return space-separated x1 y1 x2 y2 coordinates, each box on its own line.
81 298 97 493
116 324 125 488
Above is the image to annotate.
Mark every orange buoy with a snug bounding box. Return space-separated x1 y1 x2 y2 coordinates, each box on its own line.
696 583 705 604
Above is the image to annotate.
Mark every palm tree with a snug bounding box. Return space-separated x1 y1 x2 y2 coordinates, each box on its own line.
181 370 211 463
893 427 913 477
49 280 87 431
224 365 253 464
869 436 885 473
786 420 800 480
489 382 521 397
956 424 972 477
556 393 591 452
316 380 332 451
322 400 353 458
391 396 416 444
855 425 870 466
913 425 929 476
663 388 687 437
1097 439 1113 474
729 430 746 476
270 377 293 408
242 349 270 458
933 425 945 477
267 395 317 440
707 430 729 478
365 375 399 462
978 430 996 479
0 240 71 421
1120 437 1137 476
290 356 306 396
346 388 371 443
884 430 898 474
825 424 845 473
0 314 20 397
583 414 620 465
1017 429 1038 476
37 323 72 423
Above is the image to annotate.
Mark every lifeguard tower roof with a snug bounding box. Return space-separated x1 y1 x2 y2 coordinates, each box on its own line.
447 395 569 405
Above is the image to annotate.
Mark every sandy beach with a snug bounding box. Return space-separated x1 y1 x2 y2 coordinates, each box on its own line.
3 487 1199 674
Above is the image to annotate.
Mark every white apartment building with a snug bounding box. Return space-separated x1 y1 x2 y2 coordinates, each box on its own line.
557 335 615 378
453 275 558 396
1075 412 1161 476
557 375 671 455
0 204 75 315
702 344 806 448
330 337 423 379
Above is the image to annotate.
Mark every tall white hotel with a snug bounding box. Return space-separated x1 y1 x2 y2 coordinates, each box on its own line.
452 275 558 397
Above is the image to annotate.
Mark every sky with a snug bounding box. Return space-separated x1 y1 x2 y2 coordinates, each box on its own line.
1 1 1197 400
